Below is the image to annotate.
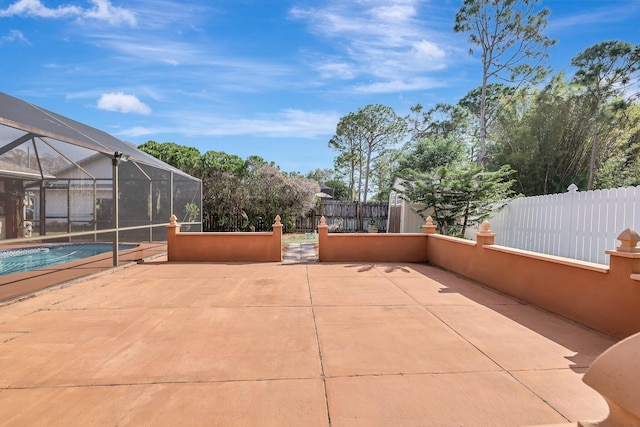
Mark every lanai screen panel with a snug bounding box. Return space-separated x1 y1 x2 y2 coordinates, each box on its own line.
0 91 201 242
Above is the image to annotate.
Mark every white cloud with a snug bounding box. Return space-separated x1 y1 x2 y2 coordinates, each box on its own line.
97 93 151 115
370 4 416 22
290 1 425 45
290 0 454 90
119 109 340 139
316 62 356 80
352 77 446 94
0 0 136 26
0 29 29 45
84 0 136 26
120 126 156 137
412 40 446 61
86 34 200 65
548 3 636 32
126 0 212 31
0 0 80 18
195 109 340 139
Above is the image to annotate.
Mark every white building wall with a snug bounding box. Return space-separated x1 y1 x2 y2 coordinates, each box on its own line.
33 157 113 223
401 202 427 233
388 178 430 233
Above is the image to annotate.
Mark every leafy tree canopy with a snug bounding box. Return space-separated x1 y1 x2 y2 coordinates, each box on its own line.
398 137 467 174
138 140 201 176
454 0 556 165
329 104 406 203
401 164 516 237
571 40 640 189
138 141 318 231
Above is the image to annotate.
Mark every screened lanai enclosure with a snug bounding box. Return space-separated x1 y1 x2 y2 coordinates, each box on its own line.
0 91 201 269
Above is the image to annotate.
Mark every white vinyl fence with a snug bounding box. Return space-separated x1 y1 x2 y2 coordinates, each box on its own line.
477 185 640 265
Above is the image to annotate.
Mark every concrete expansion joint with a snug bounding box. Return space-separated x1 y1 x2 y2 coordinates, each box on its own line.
325 370 505 379
3 377 328 391
304 264 332 427
0 260 621 425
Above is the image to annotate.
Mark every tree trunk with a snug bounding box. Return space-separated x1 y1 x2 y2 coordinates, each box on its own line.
363 146 373 204
461 200 470 237
588 95 600 191
477 62 489 166
357 154 363 203
349 157 356 201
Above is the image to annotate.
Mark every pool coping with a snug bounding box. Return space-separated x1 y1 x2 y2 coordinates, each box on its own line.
0 242 167 303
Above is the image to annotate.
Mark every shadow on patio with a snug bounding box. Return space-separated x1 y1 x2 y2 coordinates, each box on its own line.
0 258 614 426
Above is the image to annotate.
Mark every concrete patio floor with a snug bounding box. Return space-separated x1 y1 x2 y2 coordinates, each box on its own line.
0 257 616 426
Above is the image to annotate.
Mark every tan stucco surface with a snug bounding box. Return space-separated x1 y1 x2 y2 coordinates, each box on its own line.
426 233 640 339
0 259 615 426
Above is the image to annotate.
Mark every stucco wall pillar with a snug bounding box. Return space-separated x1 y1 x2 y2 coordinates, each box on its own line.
606 228 640 281
272 215 283 262
421 216 437 234
318 216 328 262
475 220 495 247
166 214 180 262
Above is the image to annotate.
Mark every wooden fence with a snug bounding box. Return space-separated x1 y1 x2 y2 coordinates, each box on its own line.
204 212 270 232
294 201 389 233
203 200 389 233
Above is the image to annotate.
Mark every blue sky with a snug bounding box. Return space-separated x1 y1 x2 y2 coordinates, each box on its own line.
1 0 639 174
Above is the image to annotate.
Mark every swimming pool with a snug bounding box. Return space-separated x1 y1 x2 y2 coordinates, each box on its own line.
0 243 138 276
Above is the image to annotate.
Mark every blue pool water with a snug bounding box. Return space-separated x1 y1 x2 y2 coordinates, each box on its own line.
0 243 138 276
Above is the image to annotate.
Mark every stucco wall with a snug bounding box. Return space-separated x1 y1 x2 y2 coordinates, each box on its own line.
167 216 282 262
166 214 640 338
318 223 428 262
426 232 640 339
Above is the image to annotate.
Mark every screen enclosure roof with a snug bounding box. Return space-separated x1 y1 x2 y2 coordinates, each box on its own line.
0 91 195 179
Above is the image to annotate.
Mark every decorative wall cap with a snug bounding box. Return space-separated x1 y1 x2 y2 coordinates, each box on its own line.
169 215 178 226
274 215 281 225
616 228 640 253
422 216 437 234
477 220 495 238
320 216 327 226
